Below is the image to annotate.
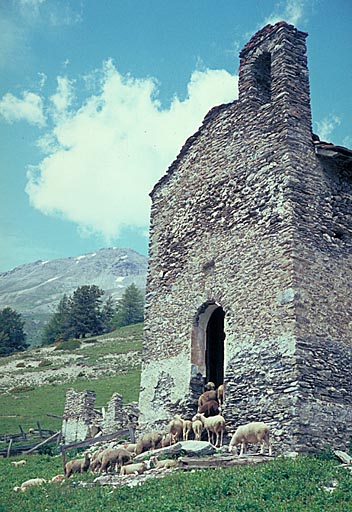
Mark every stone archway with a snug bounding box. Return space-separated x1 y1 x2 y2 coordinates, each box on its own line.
191 302 225 388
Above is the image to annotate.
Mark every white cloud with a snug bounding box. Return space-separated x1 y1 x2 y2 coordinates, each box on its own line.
50 76 74 121
264 0 307 26
25 60 238 240
315 115 341 142
0 91 46 126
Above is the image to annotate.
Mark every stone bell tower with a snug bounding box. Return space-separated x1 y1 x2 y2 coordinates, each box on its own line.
138 22 352 452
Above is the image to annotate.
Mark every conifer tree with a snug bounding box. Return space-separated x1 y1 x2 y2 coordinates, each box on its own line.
113 283 144 328
0 307 28 356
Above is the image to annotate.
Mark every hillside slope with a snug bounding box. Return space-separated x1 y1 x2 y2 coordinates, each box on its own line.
0 247 147 345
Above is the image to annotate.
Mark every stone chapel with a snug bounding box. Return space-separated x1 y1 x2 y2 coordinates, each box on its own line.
138 22 352 452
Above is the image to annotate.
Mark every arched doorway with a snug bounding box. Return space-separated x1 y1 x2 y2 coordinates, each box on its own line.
206 307 225 388
191 302 225 389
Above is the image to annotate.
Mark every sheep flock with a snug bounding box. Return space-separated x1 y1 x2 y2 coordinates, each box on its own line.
12 380 273 490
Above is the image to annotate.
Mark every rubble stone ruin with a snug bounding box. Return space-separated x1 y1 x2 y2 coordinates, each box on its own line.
138 21 352 452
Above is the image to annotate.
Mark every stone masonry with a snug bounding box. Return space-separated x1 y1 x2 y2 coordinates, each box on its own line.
138 22 352 452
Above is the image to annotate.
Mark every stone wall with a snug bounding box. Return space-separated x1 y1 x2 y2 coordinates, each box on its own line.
62 388 139 444
139 21 352 452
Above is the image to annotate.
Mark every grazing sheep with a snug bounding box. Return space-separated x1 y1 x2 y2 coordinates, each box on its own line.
122 443 137 454
100 447 132 473
13 478 46 492
168 415 184 444
135 432 163 455
204 381 216 391
217 384 225 408
50 474 65 483
198 400 219 417
120 461 147 475
191 416 203 441
11 460 26 467
149 456 178 469
198 390 217 409
161 432 173 448
90 450 105 473
182 419 193 441
64 452 91 478
195 414 225 447
228 421 272 456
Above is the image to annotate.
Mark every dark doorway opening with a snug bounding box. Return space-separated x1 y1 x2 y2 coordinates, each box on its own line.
205 307 225 388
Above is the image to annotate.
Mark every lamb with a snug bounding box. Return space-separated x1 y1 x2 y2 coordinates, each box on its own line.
217 384 225 408
198 400 219 417
13 478 46 492
64 452 91 478
191 416 203 441
195 413 225 447
100 447 132 473
120 461 147 475
182 419 192 441
50 474 65 483
228 421 272 456
198 390 217 409
149 456 178 470
11 460 26 467
168 415 184 444
135 432 162 455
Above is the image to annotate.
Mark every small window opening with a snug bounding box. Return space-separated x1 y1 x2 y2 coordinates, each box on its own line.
253 52 271 104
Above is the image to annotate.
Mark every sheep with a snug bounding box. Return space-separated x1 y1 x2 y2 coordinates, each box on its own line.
11 460 26 467
198 390 217 409
135 432 162 455
149 456 178 470
13 478 46 492
195 413 225 447
228 421 272 456
100 447 132 473
191 416 203 441
161 432 173 448
122 442 137 454
204 381 216 391
198 400 219 417
168 415 184 444
182 419 193 441
64 452 91 478
217 384 225 408
120 461 147 475
90 450 105 473
50 474 65 483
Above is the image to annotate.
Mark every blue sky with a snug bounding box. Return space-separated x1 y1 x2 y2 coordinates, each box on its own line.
0 0 351 272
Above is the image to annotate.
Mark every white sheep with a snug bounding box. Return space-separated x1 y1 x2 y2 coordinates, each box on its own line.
195 413 225 447
149 456 178 469
120 461 147 475
228 421 272 456
11 460 26 467
217 384 225 408
182 419 192 441
13 478 46 492
191 416 203 441
50 474 65 483
168 415 184 444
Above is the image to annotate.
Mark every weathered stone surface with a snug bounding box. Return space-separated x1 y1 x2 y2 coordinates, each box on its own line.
134 441 216 462
139 21 352 453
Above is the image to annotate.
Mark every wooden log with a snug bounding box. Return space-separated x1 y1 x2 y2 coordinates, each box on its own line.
24 431 60 455
37 421 43 438
19 425 27 440
7 439 13 458
60 429 130 452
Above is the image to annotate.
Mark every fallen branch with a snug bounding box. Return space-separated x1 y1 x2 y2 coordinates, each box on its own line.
24 431 60 454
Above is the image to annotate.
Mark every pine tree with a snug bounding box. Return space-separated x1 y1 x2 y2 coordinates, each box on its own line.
113 283 145 328
0 307 28 356
101 296 116 332
41 295 74 345
70 285 104 338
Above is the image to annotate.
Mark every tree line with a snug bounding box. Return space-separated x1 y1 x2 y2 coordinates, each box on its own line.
0 283 145 356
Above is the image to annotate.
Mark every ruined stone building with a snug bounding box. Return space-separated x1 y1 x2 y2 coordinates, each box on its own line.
138 22 352 452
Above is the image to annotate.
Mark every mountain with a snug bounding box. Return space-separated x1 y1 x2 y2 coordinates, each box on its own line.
0 247 148 346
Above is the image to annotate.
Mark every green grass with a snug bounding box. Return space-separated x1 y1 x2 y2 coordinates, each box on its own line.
0 324 143 435
0 454 351 512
